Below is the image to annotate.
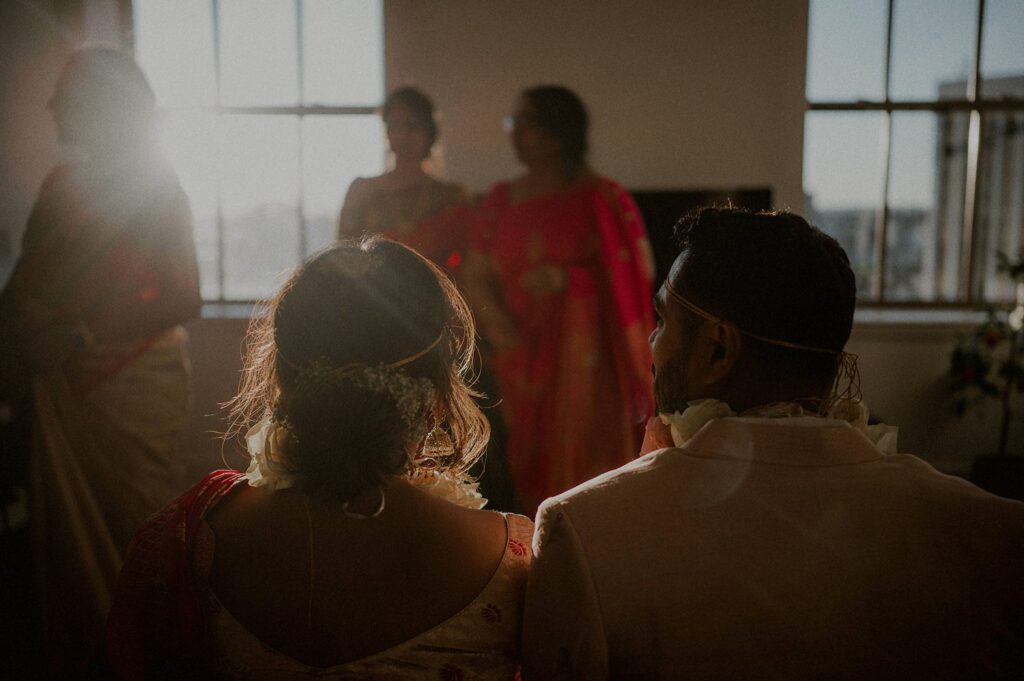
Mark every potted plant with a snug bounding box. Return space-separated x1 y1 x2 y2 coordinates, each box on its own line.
950 252 1024 499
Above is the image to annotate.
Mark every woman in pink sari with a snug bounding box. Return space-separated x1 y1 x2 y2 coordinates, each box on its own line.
463 86 656 514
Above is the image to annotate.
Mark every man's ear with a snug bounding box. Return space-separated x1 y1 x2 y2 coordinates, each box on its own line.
703 321 742 387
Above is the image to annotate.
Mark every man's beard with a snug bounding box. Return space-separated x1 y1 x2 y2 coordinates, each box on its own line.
653 355 689 415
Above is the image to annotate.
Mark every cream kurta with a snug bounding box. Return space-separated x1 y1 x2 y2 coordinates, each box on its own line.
523 418 1024 680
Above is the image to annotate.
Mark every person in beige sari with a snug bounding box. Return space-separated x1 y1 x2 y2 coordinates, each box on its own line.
0 48 200 676
338 86 474 273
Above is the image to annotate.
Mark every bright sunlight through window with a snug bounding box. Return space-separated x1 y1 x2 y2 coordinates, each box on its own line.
134 0 385 301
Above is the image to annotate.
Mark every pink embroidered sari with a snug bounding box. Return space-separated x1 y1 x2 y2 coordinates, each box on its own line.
470 178 655 513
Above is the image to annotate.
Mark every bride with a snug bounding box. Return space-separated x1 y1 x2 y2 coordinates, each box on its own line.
106 238 533 679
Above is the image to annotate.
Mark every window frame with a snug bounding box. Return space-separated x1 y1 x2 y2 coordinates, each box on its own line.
132 0 384 303
806 0 1024 307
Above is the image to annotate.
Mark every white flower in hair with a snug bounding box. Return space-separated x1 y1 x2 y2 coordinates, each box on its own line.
245 414 299 491
344 364 436 429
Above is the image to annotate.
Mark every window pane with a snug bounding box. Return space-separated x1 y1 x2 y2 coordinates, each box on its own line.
806 0 887 101
980 0 1024 98
135 0 217 106
301 116 385 256
302 0 383 105
219 0 299 106
976 112 1024 301
219 115 301 300
804 112 886 298
885 112 968 301
158 111 222 299
890 0 977 101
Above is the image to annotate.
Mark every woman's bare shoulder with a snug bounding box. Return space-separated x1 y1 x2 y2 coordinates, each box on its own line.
345 174 389 203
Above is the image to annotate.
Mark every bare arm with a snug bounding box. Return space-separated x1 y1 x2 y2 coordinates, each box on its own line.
337 177 369 240
459 250 520 351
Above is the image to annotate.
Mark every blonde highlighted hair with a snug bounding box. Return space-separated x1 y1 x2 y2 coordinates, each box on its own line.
225 237 489 500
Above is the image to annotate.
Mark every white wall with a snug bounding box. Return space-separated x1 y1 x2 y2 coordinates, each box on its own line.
849 322 1023 474
385 0 809 211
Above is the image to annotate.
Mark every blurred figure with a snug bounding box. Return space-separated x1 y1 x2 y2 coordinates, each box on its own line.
338 86 473 272
463 85 655 514
107 238 532 678
0 47 200 675
340 86 519 511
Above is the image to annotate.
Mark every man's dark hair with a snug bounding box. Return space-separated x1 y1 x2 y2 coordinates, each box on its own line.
671 206 856 386
521 85 589 167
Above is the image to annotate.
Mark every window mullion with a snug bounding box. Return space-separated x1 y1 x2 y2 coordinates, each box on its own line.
874 113 893 301
295 0 307 260
961 0 987 302
211 0 226 301
873 0 896 301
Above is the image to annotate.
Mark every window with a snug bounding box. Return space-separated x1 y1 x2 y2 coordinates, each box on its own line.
134 0 385 301
804 0 1024 304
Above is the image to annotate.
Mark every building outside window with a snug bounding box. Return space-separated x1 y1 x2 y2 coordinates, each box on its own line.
804 0 1023 305
133 0 385 302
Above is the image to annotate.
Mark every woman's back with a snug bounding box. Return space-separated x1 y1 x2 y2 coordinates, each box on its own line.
202 478 532 676
107 239 526 678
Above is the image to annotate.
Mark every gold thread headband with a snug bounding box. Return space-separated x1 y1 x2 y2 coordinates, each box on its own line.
277 331 444 377
662 278 862 411
662 278 840 356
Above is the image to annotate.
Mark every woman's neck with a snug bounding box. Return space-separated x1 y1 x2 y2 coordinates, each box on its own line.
511 160 589 204
389 158 428 188
525 158 586 189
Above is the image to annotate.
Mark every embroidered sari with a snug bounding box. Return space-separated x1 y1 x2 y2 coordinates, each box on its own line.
0 153 201 675
468 178 655 513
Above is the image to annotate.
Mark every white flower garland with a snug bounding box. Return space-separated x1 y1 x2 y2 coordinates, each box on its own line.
659 398 899 454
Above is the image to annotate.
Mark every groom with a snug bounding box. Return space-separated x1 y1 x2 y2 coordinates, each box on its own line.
522 207 1024 680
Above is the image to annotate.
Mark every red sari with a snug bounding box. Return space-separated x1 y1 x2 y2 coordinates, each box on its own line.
105 470 246 679
380 202 474 273
470 178 655 513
